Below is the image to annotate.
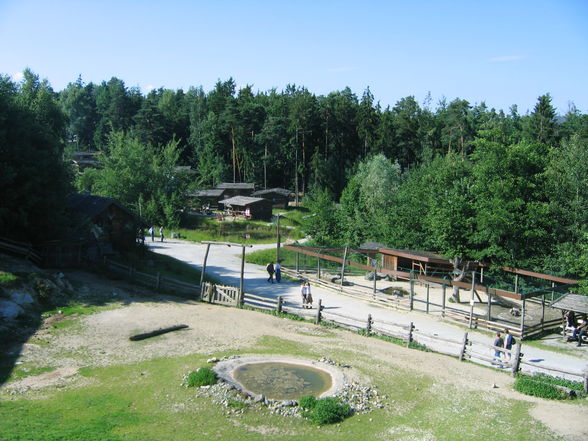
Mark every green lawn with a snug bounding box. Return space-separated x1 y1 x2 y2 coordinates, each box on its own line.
0 333 567 441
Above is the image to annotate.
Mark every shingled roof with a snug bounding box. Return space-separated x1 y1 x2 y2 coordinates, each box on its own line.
251 188 292 197
219 196 268 206
216 182 255 190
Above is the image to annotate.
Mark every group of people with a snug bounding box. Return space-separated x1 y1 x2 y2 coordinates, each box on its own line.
147 226 165 242
300 281 313 308
266 261 281 283
564 310 588 347
492 329 516 366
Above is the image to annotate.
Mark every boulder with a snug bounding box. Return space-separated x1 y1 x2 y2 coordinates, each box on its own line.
0 299 25 319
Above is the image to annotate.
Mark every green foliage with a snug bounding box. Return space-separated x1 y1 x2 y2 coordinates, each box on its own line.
302 397 351 425
299 394 318 409
513 374 578 400
186 367 217 387
0 271 19 286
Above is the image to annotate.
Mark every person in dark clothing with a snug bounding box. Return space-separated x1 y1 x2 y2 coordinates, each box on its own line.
493 332 504 365
266 262 275 283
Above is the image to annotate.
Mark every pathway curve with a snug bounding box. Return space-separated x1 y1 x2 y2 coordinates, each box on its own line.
148 238 588 378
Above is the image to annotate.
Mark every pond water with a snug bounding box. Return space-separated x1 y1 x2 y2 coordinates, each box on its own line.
232 362 333 400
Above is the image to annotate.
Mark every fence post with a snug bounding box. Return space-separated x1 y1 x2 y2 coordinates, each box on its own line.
366 314 372 336
156 272 161 291
296 251 300 272
315 299 322 324
426 284 430 314
317 257 321 280
584 366 588 394
277 296 283 314
199 243 211 289
407 321 414 347
340 246 348 290
459 332 469 361
409 270 414 311
468 271 475 329
511 342 522 377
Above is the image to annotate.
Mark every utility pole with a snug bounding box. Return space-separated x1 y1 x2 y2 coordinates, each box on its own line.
295 129 299 206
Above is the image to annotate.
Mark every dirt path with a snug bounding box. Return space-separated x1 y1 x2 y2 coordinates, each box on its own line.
2 285 587 440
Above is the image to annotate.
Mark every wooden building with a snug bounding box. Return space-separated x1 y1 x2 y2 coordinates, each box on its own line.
187 189 226 210
251 188 292 209
219 196 273 221
216 182 255 198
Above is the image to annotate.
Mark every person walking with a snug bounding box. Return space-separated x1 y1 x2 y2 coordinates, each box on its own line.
305 282 313 309
159 226 164 242
266 262 275 283
149 226 155 242
503 329 515 361
493 332 504 366
300 281 307 307
275 260 282 283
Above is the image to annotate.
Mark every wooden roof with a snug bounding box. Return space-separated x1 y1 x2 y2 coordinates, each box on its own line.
189 189 225 197
378 247 450 265
252 188 292 197
219 196 269 207
66 193 136 221
216 182 255 190
550 293 588 314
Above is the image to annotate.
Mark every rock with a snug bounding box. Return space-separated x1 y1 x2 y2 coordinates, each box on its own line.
0 299 25 319
207 357 220 363
253 394 265 403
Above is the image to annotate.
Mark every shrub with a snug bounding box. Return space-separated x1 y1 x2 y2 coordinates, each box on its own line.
186 367 217 387
0 271 19 286
513 374 578 400
299 394 317 409
303 397 351 425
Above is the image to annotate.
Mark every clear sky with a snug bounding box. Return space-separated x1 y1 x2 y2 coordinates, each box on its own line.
1 0 587 114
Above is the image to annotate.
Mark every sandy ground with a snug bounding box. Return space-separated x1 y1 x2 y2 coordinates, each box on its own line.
1 267 587 440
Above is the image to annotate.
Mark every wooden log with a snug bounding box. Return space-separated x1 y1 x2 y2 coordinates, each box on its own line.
511 342 522 377
277 296 283 314
129 324 188 341
366 314 372 336
407 322 414 347
315 299 322 324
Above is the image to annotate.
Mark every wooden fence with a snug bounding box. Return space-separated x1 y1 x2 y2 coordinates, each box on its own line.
0 237 42 265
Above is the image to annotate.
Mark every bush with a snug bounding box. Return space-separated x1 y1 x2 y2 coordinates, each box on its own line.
302 397 351 425
513 374 579 400
299 395 317 409
186 367 217 387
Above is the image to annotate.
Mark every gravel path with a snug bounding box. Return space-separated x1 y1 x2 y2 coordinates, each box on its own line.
149 238 588 378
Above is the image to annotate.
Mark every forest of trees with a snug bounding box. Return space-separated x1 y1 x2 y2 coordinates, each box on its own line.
1 70 587 288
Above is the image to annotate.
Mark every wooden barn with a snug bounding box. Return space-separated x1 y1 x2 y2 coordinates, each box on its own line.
251 188 292 208
216 182 255 198
66 193 139 254
187 189 226 210
219 196 273 221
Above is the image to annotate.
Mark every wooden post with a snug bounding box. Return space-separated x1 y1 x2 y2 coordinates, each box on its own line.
156 272 161 291
317 256 321 279
480 266 484 284
426 284 430 314
276 213 281 262
520 297 526 340
366 314 372 336
511 342 522 377
315 299 322 324
340 246 348 290
407 322 414 347
239 245 246 302
372 259 377 294
277 296 283 314
409 270 415 311
583 366 588 394
459 332 469 361
296 251 300 272
199 243 211 290
514 274 519 294
441 279 446 317
487 287 492 322
541 294 545 331
468 271 476 329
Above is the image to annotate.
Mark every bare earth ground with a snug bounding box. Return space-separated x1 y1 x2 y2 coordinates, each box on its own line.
1 270 587 440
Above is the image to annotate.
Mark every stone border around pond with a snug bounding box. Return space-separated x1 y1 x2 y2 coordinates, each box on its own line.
212 354 347 404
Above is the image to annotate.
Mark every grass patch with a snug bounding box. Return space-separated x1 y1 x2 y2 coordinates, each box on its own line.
514 373 583 399
5 364 56 382
185 367 217 387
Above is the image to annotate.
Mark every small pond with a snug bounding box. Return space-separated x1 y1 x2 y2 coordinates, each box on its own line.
232 362 333 400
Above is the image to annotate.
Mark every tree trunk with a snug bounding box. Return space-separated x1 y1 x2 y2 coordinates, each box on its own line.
450 256 470 303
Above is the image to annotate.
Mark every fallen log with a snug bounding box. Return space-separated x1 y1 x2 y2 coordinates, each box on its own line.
129 324 189 341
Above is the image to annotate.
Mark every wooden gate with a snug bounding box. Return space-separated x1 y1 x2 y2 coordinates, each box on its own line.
201 282 241 306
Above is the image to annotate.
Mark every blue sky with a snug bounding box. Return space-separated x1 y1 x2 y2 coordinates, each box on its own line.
1 0 587 114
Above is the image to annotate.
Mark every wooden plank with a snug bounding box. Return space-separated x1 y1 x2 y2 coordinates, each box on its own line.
501 266 578 285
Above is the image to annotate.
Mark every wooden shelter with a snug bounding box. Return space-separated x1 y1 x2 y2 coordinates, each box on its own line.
219 196 273 220
188 189 226 210
251 188 292 209
216 182 255 198
550 293 588 315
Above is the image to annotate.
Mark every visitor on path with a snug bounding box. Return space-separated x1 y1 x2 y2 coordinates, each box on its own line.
300 281 307 306
149 226 154 242
275 260 282 283
571 315 588 347
305 282 313 309
159 226 164 242
503 329 515 360
266 262 275 283
493 332 504 366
